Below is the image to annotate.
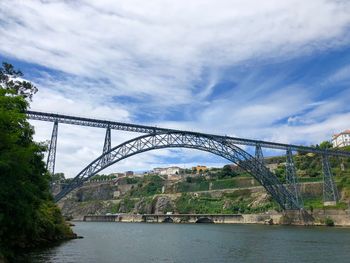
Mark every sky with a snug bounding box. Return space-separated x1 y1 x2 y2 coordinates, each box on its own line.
1 0 350 177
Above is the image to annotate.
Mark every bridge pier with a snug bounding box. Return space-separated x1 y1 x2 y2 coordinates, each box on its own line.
255 144 264 163
102 125 112 165
103 125 111 154
285 148 303 209
322 153 339 206
255 144 264 183
47 120 58 176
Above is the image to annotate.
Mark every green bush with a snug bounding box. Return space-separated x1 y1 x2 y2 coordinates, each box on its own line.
126 177 139 184
325 217 335 226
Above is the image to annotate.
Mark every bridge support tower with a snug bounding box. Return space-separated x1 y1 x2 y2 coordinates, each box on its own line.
285 148 303 209
47 120 58 176
255 144 264 163
102 125 111 165
322 154 339 206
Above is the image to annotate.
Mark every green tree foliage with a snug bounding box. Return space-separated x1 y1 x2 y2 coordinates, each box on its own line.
174 192 277 214
126 177 139 184
319 141 333 149
218 165 237 179
274 164 286 180
52 172 65 182
90 174 117 181
0 63 74 260
0 62 38 100
128 175 164 197
186 176 192 183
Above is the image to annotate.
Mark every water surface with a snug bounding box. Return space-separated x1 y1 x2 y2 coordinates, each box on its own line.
28 222 350 263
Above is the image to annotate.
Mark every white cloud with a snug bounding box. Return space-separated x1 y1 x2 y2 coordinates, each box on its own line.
2 0 350 177
326 65 350 84
1 0 350 106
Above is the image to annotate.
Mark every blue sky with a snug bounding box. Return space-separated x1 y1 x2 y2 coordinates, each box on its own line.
1 0 350 177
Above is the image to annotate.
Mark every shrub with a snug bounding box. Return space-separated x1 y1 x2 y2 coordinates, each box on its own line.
325 217 335 226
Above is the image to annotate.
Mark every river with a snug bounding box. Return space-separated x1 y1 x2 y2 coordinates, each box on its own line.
26 222 350 263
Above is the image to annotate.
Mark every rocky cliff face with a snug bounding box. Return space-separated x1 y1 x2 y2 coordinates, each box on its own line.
75 183 116 201
59 181 327 220
59 195 176 220
152 196 175 214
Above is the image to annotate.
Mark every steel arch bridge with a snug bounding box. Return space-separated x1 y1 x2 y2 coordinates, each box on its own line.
27 110 349 210
54 131 300 209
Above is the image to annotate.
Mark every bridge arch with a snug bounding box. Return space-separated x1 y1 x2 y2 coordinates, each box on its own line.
163 217 174 223
196 217 214 223
55 132 300 210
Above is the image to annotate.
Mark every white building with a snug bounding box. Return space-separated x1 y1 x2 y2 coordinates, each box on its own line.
153 168 165 174
153 166 182 176
332 130 350 148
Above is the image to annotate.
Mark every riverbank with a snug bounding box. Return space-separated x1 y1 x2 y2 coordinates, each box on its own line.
59 180 350 227
0 224 77 263
83 213 281 224
79 208 350 226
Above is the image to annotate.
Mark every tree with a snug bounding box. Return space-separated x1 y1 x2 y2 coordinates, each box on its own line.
319 141 333 150
186 176 193 183
52 172 65 183
219 165 237 178
0 62 38 100
274 164 286 179
0 62 73 260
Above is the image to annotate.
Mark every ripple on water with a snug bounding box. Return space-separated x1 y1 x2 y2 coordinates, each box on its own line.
26 223 350 263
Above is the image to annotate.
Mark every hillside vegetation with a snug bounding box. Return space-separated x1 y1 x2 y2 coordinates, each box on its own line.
60 142 350 218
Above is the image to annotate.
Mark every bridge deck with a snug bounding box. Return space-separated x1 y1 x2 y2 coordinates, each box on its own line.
27 110 350 157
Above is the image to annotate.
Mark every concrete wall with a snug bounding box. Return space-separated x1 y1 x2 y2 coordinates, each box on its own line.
312 209 350 226
83 213 283 225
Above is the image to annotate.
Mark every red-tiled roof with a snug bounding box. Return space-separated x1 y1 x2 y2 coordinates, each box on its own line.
332 129 350 139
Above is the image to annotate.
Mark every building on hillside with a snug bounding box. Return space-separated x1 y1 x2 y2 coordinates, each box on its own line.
110 172 125 178
166 166 182 175
125 171 134 176
192 165 208 174
153 167 165 174
332 130 350 148
161 167 182 175
152 166 183 176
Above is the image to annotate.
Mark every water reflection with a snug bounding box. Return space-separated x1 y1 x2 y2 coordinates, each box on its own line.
26 222 350 263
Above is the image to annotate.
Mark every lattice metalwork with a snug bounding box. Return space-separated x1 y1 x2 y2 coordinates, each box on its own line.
54 132 301 210
26 110 350 157
322 154 339 203
255 144 264 162
101 126 112 166
47 121 58 175
285 148 303 208
103 126 111 154
255 144 264 180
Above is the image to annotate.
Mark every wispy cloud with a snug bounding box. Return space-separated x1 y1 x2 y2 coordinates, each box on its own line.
1 0 350 176
1 0 350 108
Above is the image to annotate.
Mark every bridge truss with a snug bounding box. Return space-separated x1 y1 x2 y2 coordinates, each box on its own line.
54 132 301 209
27 110 350 208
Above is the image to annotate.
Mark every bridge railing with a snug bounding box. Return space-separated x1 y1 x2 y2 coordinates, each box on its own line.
27 110 350 157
